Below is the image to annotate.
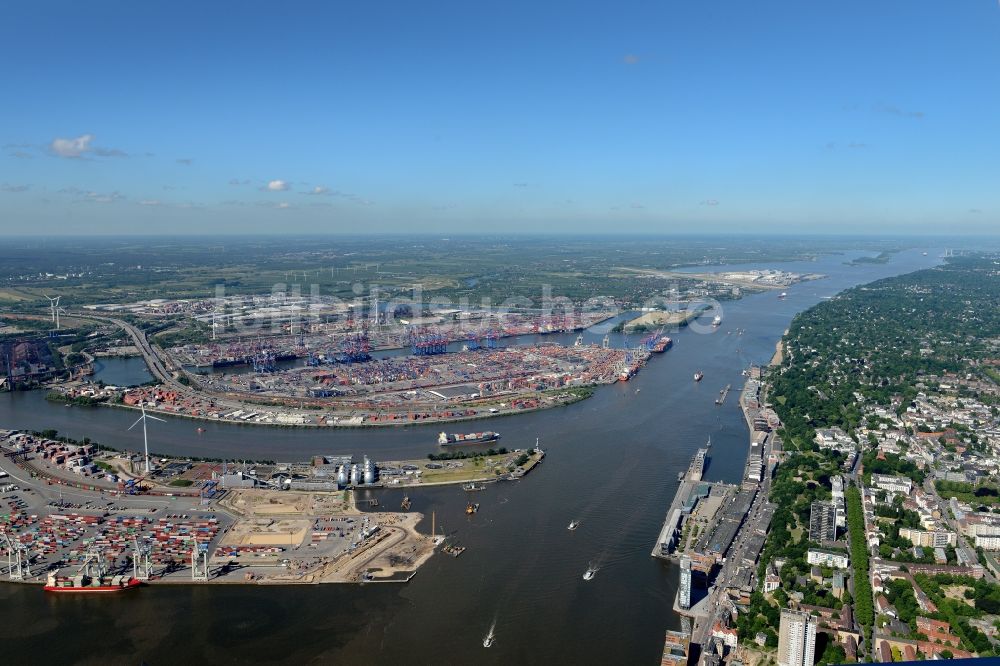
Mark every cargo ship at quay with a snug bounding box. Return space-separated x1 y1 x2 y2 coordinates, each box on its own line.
651 336 673 353
44 571 141 593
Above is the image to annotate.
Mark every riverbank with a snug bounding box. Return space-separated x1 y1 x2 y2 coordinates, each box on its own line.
50 383 598 429
770 333 786 366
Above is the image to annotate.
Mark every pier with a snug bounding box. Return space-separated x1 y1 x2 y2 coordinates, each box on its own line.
653 364 782 649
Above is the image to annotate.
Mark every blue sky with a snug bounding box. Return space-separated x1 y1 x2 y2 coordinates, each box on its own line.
2 0 999 235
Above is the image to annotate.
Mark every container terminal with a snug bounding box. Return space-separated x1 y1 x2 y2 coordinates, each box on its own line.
53 336 655 428
0 428 545 589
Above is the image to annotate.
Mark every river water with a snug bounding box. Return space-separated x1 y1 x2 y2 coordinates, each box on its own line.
0 248 942 665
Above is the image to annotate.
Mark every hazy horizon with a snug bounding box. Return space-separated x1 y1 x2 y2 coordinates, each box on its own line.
2 1 999 235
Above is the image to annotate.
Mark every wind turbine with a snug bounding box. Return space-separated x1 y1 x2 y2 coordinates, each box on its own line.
55 306 67 330
45 295 60 324
128 403 165 474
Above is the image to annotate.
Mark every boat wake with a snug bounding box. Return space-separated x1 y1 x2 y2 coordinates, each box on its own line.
483 620 496 648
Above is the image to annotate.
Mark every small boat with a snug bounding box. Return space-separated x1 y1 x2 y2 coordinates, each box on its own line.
196 427 205 434
465 502 479 515
778 292 787 299
568 520 579 531
483 623 496 648
462 482 486 492
677 471 685 481
694 372 703 382
583 565 597 581
400 496 411 510
635 388 641 394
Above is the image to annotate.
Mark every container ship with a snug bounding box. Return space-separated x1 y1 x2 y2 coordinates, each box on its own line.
44 570 141 593
651 336 673 353
438 431 500 446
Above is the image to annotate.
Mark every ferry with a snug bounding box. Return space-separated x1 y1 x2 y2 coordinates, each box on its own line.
44 570 141 593
438 431 500 446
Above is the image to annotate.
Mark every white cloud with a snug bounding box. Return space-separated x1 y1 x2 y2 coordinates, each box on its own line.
89 191 125 203
139 199 162 206
266 179 290 192
304 186 331 195
49 134 127 159
50 134 94 158
58 186 125 203
1 183 30 192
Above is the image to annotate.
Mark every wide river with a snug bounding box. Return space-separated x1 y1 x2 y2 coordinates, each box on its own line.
0 248 941 665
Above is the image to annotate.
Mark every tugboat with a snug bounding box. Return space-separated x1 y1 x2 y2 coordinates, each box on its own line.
582 565 598 581
693 371 704 382
568 520 579 531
